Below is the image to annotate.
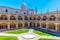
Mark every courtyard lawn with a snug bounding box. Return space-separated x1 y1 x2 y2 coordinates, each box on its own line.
33 30 54 36
0 36 18 40
6 28 29 34
38 38 59 40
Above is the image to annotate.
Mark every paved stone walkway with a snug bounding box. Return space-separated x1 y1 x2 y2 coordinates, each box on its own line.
0 29 60 40
17 29 40 40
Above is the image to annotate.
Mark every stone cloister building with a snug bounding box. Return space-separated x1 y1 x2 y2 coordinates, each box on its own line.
0 3 60 34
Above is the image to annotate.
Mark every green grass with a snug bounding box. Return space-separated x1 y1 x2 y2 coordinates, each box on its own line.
38 38 59 40
0 36 18 40
33 30 54 36
6 28 29 34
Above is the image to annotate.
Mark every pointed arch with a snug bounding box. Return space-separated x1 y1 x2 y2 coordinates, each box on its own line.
18 22 23 28
0 23 7 30
10 23 16 29
37 16 41 20
48 22 55 30
24 16 28 20
41 22 46 28
10 15 16 20
42 16 47 21
49 15 56 20
0 15 8 20
18 16 22 20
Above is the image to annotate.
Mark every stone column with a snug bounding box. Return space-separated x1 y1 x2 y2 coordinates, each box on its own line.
55 23 58 32
7 23 10 30
8 13 10 30
16 23 18 29
28 22 30 27
46 23 49 30
35 22 37 27
22 16 24 21
22 22 24 28
40 22 42 28
16 12 18 29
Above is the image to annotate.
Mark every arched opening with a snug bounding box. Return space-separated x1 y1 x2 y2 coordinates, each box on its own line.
24 16 28 20
29 17 32 20
0 15 8 20
42 16 47 21
24 22 29 28
29 16 36 20
10 23 16 29
18 23 23 28
0 23 7 30
41 22 46 28
18 16 22 20
29 22 36 28
10 16 16 20
31 16 36 20
33 17 36 20
37 16 41 20
49 15 56 21
30 22 32 27
48 23 55 30
37 22 40 27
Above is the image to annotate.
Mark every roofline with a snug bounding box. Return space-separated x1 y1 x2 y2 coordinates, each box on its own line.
0 6 20 10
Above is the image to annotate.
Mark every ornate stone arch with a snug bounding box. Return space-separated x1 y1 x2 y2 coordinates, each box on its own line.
37 16 41 20
0 23 7 29
18 22 23 28
24 16 28 20
10 22 16 29
42 16 47 20
37 22 40 27
10 15 16 20
41 22 46 28
18 16 22 20
49 15 56 20
0 15 8 20
30 22 36 28
24 22 29 28
48 22 55 30
29 16 36 20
